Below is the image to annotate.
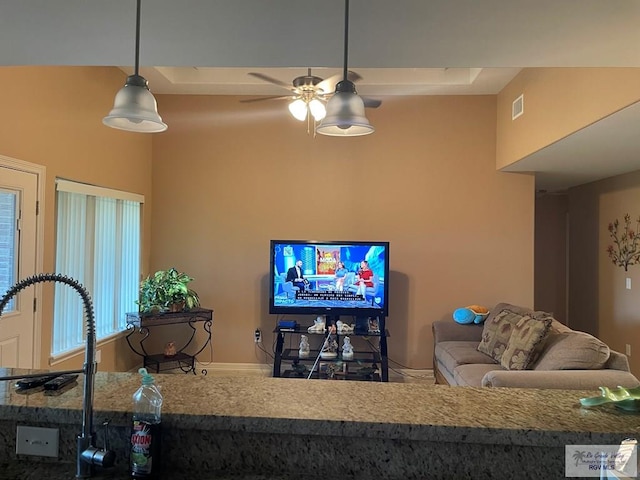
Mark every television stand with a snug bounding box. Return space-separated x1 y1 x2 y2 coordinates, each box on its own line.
273 315 389 381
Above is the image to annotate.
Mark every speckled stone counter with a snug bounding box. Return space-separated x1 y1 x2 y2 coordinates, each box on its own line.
0 370 638 479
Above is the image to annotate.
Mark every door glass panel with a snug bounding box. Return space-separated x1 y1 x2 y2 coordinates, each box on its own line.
0 189 17 312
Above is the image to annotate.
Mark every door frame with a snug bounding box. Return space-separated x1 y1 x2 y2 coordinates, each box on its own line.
0 154 46 368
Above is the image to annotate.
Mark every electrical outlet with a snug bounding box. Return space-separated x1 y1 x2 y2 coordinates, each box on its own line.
254 328 262 343
626 278 632 290
95 349 101 363
16 426 59 457
626 344 632 357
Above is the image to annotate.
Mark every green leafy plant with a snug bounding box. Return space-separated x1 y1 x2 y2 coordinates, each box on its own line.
137 267 200 313
607 214 640 271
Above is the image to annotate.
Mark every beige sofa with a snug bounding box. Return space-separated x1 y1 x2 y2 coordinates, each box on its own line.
433 303 640 389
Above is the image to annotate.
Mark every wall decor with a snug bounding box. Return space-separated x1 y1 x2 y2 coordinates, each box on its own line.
607 214 640 271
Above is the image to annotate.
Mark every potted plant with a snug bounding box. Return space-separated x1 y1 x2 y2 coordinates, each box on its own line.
137 267 200 313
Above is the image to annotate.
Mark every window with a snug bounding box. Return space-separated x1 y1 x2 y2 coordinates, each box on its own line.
0 189 17 312
53 179 142 357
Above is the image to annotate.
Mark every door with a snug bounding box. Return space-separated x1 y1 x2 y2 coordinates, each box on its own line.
0 167 38 368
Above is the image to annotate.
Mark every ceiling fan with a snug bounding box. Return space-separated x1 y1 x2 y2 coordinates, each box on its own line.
242 68 381 123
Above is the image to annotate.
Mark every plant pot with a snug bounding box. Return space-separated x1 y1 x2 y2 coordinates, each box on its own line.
169 302 185 313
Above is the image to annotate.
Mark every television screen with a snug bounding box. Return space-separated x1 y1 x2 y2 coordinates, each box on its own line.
269 240 389 318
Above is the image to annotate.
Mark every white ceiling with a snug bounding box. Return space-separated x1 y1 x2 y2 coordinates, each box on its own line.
2 0 640 192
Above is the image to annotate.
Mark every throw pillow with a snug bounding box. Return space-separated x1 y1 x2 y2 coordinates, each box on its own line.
500 316 552 370
477 309 528 363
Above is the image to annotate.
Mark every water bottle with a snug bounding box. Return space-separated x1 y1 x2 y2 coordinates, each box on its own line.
130 368 163 479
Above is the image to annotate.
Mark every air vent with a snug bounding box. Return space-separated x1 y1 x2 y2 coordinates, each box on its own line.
512 94 524 120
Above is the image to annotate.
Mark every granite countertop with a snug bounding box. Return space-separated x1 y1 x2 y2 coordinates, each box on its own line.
0 369 638 447
0 462 341 480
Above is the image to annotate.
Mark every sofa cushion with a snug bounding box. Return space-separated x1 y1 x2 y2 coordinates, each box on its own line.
500 316 552 370
453 364 504 387
533 330 611 370
436 341 496 378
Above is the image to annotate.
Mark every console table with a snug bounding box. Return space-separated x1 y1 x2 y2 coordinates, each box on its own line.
125 307 213 375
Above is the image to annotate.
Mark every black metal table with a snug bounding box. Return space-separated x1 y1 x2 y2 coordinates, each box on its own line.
125 307 213 375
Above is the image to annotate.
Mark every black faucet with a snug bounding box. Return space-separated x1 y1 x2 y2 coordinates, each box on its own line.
0 273 115 478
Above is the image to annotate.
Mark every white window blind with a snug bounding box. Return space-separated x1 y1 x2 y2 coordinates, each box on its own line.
53 179 142 357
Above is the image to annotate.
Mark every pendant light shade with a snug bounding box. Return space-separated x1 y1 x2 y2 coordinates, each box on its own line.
315 81 373 136
103 74 167 132
288 99 308 121
103 0 167 133
288 97 327 122
308 98 326 121
317 0 373 137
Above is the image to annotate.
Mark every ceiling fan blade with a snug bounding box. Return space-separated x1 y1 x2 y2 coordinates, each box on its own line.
248 72 293 90
362 97 382 108
240 95 293 104
316 70 363 94
347 70 362 83
316 73 342 93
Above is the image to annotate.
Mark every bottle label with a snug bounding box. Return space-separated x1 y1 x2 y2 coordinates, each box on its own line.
131 420 160 475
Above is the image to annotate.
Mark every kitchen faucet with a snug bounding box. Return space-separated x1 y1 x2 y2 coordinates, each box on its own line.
0 273 115 478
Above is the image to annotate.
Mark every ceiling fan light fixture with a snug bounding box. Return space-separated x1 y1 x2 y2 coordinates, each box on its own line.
288 99 308 121
103 0 166 133
308 98 326 121
103 75 167 132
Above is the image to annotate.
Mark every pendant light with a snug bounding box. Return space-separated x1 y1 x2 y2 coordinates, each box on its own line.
103 0 167 133
316 0 374 137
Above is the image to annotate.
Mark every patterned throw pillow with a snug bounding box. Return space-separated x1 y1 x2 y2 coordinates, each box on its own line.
500 316 552 370
477 309 528 363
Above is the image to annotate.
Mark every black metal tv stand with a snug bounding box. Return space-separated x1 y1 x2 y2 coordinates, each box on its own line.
273 315 389 381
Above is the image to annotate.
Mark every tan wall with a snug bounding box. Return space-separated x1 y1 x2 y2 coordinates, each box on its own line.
497 68 640 170
0 66 153 373
534 194 568 324
150 94 535 368
569 171 640 377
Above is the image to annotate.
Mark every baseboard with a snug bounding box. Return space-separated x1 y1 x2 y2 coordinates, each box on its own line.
129 362 432 382
205 362 271 375
387 368 434 383
129 362 271 375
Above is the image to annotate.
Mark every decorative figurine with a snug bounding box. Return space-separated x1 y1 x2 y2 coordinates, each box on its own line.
291 361 308 377
308 315 326 333
320 334 339 359
341 336 354 360
164 341 176 357
325 362 339 379
299 335 310 358
336 320 355 334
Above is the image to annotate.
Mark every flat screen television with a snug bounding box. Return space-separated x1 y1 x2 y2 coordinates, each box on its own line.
269 240 389 318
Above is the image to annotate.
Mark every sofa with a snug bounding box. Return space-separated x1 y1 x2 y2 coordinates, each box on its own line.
433 302 640 389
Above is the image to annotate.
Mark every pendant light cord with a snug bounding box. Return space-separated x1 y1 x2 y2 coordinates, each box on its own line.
342 0 349 82
134 0 141 76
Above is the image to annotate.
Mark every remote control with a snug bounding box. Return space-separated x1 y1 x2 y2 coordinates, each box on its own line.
44 374 79 391
15 374 61 390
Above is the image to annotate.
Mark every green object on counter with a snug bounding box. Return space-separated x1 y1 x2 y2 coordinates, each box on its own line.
580 386 640 412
